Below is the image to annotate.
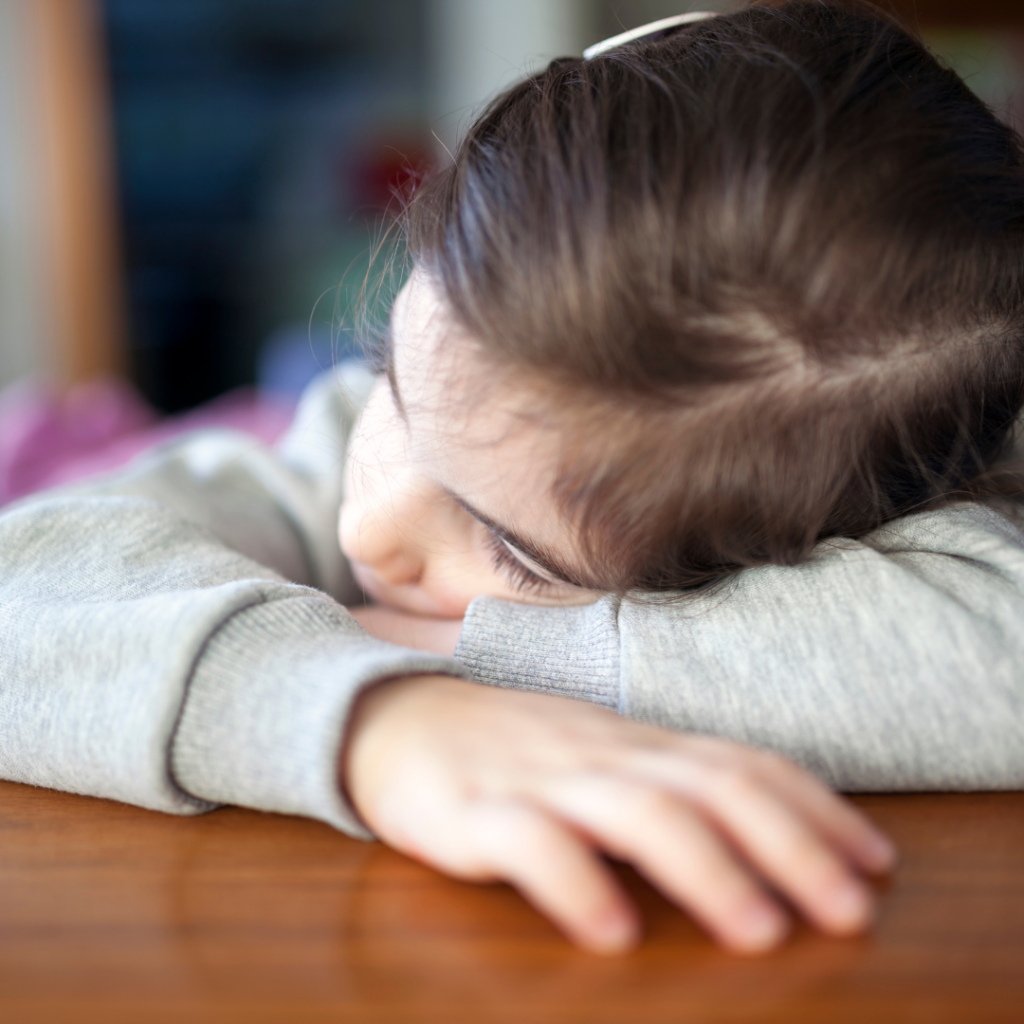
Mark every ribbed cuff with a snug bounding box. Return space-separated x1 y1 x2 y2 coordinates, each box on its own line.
455 595 622 710
171 595 468 838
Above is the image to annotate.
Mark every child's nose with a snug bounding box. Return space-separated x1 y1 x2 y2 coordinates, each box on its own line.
362 547 424 586
338 506 425 585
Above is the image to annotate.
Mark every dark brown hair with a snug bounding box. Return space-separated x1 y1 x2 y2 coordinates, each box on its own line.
403 0 1024 592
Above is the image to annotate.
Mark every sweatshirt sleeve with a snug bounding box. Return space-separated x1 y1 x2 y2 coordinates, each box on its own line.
455 504 1024 792
0 367 466 836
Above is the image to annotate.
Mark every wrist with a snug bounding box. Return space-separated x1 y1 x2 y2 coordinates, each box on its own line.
341 674 464 827
347 605 464 655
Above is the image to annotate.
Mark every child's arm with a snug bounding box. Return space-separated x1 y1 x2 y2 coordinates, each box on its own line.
0 370 466 831
452 504 1024 792
0 493 470 830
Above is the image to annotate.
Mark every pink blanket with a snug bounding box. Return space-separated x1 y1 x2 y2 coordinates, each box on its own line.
0 378 295 507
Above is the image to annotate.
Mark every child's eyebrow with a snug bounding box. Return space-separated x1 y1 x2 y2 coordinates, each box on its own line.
446 491 585 588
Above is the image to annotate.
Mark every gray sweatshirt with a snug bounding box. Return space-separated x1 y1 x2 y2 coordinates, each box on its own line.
1 366 1022 839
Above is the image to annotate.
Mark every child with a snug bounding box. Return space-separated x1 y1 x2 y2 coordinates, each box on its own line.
3 0 1024 955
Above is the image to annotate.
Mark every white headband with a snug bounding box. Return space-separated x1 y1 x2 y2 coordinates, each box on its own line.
583 12 719 60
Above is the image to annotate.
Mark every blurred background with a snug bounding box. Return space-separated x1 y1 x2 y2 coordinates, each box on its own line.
0 0 1023 425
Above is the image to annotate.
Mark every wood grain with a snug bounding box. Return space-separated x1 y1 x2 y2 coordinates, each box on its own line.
1 782 1022 1023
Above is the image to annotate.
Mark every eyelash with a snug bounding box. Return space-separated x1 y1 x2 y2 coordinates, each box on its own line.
484 532 553 593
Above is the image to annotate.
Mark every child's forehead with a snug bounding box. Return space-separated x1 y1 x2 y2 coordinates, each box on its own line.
389 273 506 416
389 274 460 376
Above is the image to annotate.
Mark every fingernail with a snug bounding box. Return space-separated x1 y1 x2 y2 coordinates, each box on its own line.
735 903 788 951
827 881 873 930
863 833 898 873
590 910 640 954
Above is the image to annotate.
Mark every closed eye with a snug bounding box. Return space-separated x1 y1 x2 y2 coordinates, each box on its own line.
484 531 555 593
449 490 584 588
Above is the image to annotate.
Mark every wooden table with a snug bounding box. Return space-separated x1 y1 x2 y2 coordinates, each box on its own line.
1 782 1022 1024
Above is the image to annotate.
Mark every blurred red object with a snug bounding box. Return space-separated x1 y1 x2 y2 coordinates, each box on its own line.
347 132 435 213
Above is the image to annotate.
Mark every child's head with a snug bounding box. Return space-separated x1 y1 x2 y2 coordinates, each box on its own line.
340 0 1024 617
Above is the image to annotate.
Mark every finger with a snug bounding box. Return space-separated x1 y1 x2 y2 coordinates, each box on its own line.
630 737 896 875
660 761 876 935
738 749 897 874
539 775 791 953
466 800 641 955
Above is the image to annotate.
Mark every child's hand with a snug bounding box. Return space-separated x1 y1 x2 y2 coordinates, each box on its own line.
347 605 463 656
343 676 896 956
